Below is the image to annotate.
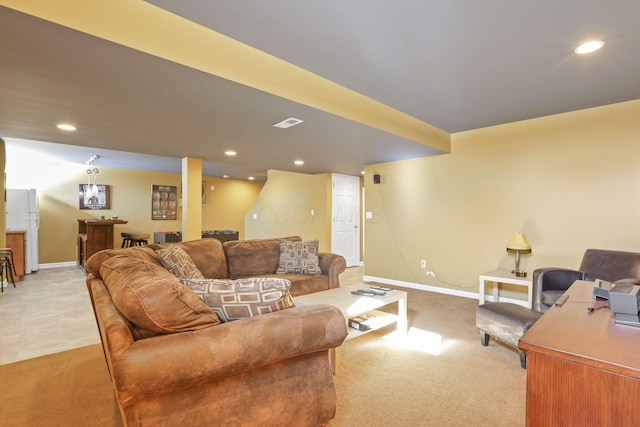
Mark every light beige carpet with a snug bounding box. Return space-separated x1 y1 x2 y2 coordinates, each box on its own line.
0 287 525 426
0 344 122 427
332 287 526 426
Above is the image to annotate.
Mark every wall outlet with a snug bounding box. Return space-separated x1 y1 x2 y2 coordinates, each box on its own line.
420 260 427 268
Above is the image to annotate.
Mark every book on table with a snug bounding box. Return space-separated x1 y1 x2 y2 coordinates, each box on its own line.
349 312 387 331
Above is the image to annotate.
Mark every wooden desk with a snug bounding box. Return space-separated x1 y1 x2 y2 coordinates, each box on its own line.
519 280 640 426
77 219 128 271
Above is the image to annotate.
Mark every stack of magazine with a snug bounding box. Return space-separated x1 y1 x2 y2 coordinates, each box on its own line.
349 313 381 331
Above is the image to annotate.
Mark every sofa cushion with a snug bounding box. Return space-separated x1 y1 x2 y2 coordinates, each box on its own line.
233 273 331 297
86 246 162 278
155 245 205 279
100 255 221 334
180 277 295 322
277 239 322 275
223 236 301 278
149 239 230 279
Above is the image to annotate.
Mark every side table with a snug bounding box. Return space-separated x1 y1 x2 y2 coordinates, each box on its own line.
478 269 533 308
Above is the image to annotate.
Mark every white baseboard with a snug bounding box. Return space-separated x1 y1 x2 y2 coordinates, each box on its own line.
362 275 529 307
37 261 77 269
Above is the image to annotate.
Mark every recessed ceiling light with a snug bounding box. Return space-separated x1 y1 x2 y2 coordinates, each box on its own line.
248 176 255 181
56 123 76 131
222 174 229 179
294 160 304 165
273 117 304 129
225 150 237 156
575 40 604 54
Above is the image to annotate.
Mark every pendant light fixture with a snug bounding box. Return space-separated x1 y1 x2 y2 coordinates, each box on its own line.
85 155 100 197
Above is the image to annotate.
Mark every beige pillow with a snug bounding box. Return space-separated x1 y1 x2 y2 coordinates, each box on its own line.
100 255 220 334
180 277 295 322
155 245 205 279
276 239 322 274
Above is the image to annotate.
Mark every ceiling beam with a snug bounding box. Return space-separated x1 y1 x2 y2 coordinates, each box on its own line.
1 0 450 153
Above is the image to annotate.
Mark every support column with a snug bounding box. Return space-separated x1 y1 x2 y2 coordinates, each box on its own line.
181 157 202 242
0 137 6 248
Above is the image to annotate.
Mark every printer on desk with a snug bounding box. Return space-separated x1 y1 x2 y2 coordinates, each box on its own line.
591 279 640 325
609 283 640 325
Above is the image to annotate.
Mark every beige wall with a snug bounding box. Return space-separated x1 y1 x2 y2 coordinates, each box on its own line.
364 99 640 301
245 170 331 252
4 157 263 264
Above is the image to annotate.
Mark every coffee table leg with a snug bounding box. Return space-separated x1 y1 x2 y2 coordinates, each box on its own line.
397 294 408 335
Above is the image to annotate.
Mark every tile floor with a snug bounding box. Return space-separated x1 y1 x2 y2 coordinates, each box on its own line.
0 264 365 366
0 266 100 365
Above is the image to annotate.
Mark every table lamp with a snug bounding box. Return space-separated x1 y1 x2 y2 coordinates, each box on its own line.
506 232 531 277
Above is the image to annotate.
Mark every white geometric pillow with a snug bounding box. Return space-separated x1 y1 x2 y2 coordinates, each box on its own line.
180 277 294 322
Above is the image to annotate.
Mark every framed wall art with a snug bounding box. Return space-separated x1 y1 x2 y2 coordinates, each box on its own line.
151 185 177 220
79 184 111 210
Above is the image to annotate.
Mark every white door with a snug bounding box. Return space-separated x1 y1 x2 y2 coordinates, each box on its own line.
331 174 360 267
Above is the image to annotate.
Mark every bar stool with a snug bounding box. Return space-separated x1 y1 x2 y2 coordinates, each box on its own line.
121 232 150 248
0 248 17 292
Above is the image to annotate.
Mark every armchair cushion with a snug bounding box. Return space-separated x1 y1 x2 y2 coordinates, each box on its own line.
540 290 566 308
100 255 221 334
180 277 295 322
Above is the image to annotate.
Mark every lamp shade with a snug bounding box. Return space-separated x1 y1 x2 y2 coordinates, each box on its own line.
506 232 531 253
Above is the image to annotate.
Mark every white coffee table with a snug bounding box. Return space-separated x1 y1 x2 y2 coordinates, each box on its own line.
295 283 408 373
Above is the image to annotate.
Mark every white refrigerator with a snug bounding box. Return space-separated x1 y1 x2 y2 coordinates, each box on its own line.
6 188 40 273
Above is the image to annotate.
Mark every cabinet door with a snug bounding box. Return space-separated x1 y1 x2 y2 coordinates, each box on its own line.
86 224 114 259
5 232 26 278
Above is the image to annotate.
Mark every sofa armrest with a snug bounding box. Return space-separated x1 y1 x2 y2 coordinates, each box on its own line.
318 252 346 289
111 304 347 405
532 267 584 312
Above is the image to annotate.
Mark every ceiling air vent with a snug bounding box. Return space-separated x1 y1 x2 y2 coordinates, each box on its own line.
273 117 304 129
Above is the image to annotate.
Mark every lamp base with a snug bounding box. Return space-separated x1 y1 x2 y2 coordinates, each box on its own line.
512 270 527 278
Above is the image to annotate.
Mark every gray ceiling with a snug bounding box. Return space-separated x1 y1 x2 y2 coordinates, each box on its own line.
1 1 639 179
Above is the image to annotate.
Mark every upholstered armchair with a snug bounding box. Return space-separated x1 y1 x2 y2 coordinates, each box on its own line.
532 248 640 312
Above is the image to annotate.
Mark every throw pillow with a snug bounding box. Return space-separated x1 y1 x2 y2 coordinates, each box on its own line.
155 245 205 279
100 255 221 334
180 277 295 322
276 239 322 275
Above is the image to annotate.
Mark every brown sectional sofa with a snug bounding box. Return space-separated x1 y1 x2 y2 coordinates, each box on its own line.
85 236 349 426
87 235 346 297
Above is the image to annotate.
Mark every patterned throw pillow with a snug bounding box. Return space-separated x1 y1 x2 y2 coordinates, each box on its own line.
155 245 205 279
276 239 322 275
180 277 295 322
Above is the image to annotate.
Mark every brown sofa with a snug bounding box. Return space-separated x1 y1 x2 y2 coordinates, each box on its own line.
87 235 346 297
85 236 349 426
